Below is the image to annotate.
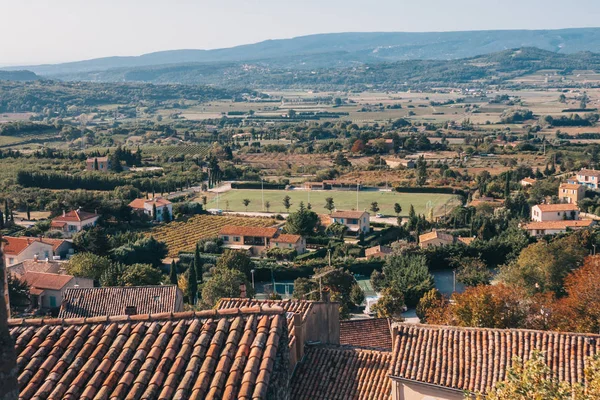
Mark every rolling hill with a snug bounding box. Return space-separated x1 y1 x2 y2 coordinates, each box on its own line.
5 28 600 77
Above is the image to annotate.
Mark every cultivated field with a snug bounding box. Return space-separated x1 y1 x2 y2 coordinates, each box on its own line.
151 214 277 256
207 189 462 217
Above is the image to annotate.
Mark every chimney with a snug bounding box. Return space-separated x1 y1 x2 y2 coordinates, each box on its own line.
33 254 38 262
62 210 66 217
239 283 247 298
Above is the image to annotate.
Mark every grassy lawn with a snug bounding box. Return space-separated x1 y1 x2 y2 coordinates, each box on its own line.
207 189 461 216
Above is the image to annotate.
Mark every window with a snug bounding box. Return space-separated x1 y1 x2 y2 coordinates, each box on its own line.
234 236 240 242
289 244 292 248
49 296 57 308
223 236 230 242
8 258 14 265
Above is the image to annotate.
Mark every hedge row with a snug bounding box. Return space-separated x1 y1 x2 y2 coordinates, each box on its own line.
230 182 287 190
394 186 467 199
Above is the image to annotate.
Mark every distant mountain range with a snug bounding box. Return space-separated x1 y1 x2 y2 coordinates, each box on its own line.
5 28 600 78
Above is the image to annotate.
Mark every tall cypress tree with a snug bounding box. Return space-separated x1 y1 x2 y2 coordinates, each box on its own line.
169 260 178 285
194 244 204 285
504 170 511 199
152 203 158 221
188 260 198 305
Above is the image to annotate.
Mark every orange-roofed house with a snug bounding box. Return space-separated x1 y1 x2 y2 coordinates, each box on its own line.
50 208 100 237
531 203 580 222
559 182 586 204
21 271 93 309
331 210 370 234
419 230 455 248
272 234 306 254
85 156 111 172
2 236 72 268
523 220 595 237
128 197 172 221
519 177 536 187
575 168 600 190
219 225 280 255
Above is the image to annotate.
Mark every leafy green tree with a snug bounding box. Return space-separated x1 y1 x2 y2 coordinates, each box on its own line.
66 253 111 281
350 284 365 307
484 350 572 400
285 202 319 236
394 203 402 217
416 156 428 186
201 268 252 308
7 273 30 309
110 236 168 268
152 203 158 221
325 197 335 214
216 250 252 277
453 256 493 287
120 263 162 286
326 222 347 240
100 262 122 287
499 232 588 295
333 152 350 167
169 260 178 285
382 253 434 307
265 201 271 212
370 270 386 292
73 226 110 256
416 288 442 323
372 287 405 318
370 202 380 214
283 195 292 212
242 198 251 211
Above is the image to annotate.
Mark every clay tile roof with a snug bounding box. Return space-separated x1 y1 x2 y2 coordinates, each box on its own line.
218 225 279 238
22 271 73 291
87 156 109 162
521 177 536 184
457 236 475 245
8 259 64 277
52 209 98 222
3 237 66 255
523 220 595 230
128 198 147 209
217 298 313 321
58 286 184 318
535 203 580 212
391 323 600 395
579 168 600 177
560 183 583 190
340 318 393 351
9 308 289 400
272 234 302 244
290 346 391 400
419 230 454 243
331 210 368 219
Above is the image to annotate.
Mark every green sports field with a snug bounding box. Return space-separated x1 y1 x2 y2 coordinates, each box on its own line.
206 189 461 216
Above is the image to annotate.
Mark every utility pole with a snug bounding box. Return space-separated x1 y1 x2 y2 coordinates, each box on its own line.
261 179 264 211
356 181 359 210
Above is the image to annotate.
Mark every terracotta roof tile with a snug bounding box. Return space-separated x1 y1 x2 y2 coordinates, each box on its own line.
524 220 595 230
9 307 289 400
128 197 172 209
22 271 74 291
340 318 393 351
58 286 184 318
272 234 302 244
534 203 579 212
579 168 600 177
290 345 391 400
331 210 369 219
391 323 600 395
419 230 454 243
560 183 583 190
52 209 98 223
219 225 279 238
3 236 57 256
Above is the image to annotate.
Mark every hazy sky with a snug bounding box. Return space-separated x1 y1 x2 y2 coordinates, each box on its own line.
2 0 600 65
